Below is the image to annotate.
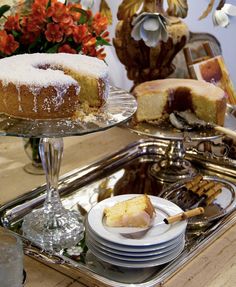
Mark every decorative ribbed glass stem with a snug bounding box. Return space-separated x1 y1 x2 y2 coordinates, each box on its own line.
22 138 84 251
40 138 64 228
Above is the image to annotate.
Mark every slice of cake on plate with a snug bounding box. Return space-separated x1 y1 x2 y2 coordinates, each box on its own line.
104 194 155 228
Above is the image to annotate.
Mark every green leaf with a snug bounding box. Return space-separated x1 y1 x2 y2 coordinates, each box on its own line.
44 41 48 49
46 0 52 9
0 51 6 58
76 44 82 52
79 14 88 24
12 30 20 38
46 44 60 53
67 37 73 43
96 37 111 46
70 7 88 16
0 5 11 18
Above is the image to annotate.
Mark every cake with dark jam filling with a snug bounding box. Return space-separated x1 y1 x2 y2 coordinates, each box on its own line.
133 78 227 126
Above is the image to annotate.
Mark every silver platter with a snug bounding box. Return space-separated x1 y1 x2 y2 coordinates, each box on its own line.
0 86 137 138
0 139 236 287
126 105 236 141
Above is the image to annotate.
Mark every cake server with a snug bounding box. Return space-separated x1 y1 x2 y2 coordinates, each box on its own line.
163 207 204 224
170 110 236 140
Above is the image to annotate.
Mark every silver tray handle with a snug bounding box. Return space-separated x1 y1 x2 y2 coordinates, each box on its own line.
188 140 230 159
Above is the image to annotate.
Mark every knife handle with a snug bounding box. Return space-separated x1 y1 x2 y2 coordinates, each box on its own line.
214 126 236 140
164 207 205 224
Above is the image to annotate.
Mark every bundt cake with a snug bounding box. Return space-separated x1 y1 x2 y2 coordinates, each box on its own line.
0 53 109 119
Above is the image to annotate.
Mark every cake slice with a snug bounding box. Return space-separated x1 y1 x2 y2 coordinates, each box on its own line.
104 195 155 227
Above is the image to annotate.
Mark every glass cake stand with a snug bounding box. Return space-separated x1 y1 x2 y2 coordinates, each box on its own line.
0 86 137 252
126 107 236 183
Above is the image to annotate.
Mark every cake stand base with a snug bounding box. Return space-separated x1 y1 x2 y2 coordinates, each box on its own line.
149 140 198 183
22 208 84 252
23 162 44 175
149 159 197 183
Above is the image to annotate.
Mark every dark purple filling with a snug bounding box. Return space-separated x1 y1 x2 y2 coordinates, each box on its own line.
165 87 193 113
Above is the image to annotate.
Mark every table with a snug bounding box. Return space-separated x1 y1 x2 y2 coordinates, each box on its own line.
0 127 235 287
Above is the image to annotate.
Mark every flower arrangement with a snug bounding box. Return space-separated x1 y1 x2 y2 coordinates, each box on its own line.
0 0 110 59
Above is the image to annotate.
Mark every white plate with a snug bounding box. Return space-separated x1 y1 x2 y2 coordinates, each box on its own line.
86 227 185 253
87 240 185 268
86 237 185 261
87 195 187 246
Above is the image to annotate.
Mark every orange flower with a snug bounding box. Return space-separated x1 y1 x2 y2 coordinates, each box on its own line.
22 16 43 33
72 25 88 43
45 23 64 43
100 31 110 43
31 2 47 24
0 31 19 55
4 34 19 55
82 45 97 58
96 48 106 60
0 31 8 50
58 44 77 54
47 2 72 24
34 0 48 5
4 14 21 32
68 3 82 22
60 22 75 37
92 13 108 35
86 10 93 20
83 36 96 47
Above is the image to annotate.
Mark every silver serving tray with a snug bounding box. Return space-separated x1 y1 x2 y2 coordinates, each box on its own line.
0 139 236 287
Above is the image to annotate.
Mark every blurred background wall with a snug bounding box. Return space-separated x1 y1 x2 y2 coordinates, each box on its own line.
184 0 236 87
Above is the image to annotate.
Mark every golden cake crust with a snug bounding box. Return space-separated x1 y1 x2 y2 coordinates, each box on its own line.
0 82 80 119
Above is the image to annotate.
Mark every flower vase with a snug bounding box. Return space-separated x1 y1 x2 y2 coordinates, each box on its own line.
23 138 44 175
113 0 189 88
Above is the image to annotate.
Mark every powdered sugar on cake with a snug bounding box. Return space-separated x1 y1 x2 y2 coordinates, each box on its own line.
0 53 108 87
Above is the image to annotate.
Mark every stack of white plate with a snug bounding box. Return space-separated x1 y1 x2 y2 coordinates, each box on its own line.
86 194 187 268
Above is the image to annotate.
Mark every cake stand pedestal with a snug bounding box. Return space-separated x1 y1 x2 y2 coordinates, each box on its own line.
150 139 197 183
126 115 234 183
0 87 137 251
22 137 84 251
